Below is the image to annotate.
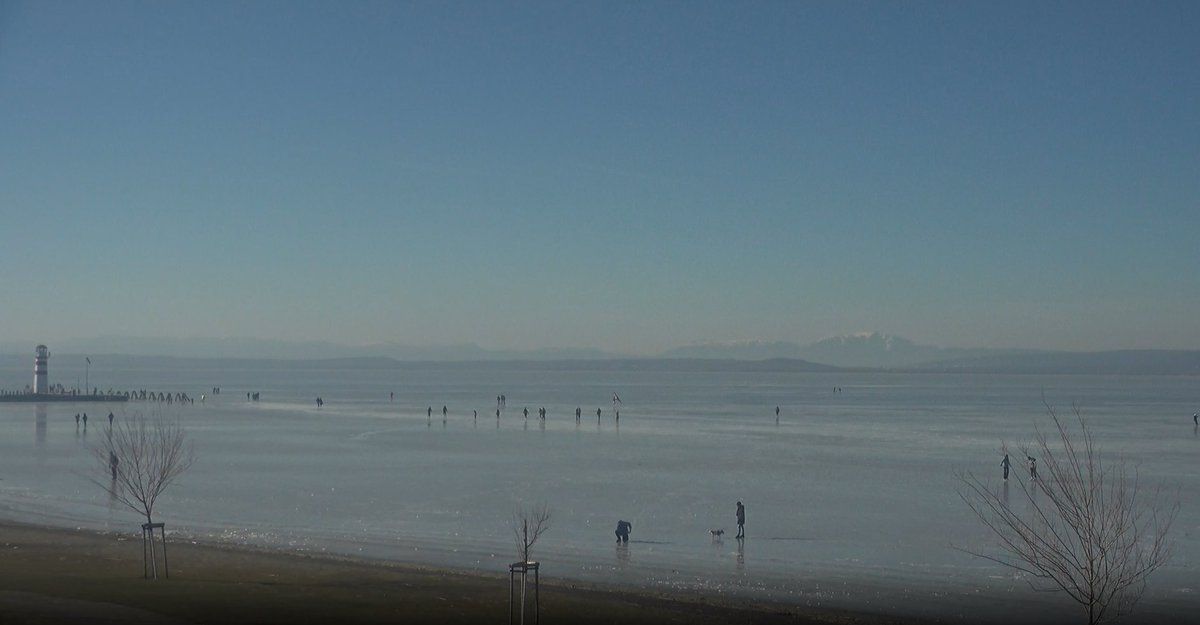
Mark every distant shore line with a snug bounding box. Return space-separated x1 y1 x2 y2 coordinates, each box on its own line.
3 351 1198 375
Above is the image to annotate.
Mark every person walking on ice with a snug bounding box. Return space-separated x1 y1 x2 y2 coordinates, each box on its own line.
1001 453 1010 480
735 501 745 538
1027 456 1038 481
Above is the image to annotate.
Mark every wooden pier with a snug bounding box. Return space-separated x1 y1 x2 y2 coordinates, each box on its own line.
0 394 129 403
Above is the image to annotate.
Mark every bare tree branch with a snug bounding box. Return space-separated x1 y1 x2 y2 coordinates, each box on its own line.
512 504 552 563
957 405 1176 625
90 411 194 526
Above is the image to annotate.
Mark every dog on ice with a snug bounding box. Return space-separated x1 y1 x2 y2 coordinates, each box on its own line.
709 529 725 539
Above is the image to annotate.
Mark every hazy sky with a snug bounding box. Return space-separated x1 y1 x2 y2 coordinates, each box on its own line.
2 1 1197 355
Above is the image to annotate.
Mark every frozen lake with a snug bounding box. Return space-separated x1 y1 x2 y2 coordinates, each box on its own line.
1 361 1197 623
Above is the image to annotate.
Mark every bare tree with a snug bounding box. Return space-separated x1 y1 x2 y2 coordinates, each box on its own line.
958 406 1176 625
92 412 194 578
512 504 552 563
510 504 551 625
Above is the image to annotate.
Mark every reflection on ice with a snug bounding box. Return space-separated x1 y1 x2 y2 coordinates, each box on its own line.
35 404 47 453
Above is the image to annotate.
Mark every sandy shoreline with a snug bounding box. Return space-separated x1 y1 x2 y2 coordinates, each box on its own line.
0 520 928 625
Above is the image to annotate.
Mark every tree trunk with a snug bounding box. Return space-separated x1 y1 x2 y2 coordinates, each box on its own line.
145 514 159 580
519 572 527 625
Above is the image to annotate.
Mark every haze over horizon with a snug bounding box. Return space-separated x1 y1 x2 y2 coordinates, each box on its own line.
3 2 1197 355
0 329 1011 361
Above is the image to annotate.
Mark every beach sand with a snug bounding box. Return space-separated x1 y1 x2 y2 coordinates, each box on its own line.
0 522 920 625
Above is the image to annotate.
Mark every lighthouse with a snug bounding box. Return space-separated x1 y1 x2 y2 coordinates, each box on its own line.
34 345 50 394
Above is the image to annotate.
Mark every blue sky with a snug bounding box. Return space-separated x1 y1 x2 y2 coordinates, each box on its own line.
2 0 1197 355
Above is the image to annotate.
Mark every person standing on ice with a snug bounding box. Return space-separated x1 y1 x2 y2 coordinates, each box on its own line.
1001 453 1011 480
1027 456 1038 481
735 501 745 538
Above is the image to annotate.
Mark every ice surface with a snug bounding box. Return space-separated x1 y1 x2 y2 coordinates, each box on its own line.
1 364 1197 623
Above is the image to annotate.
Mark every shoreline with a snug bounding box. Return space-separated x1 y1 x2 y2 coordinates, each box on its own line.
0 520 926 625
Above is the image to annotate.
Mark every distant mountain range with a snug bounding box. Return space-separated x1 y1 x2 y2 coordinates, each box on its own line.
662 332 1023 368
661 333 1200 374
1 333 1198 375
